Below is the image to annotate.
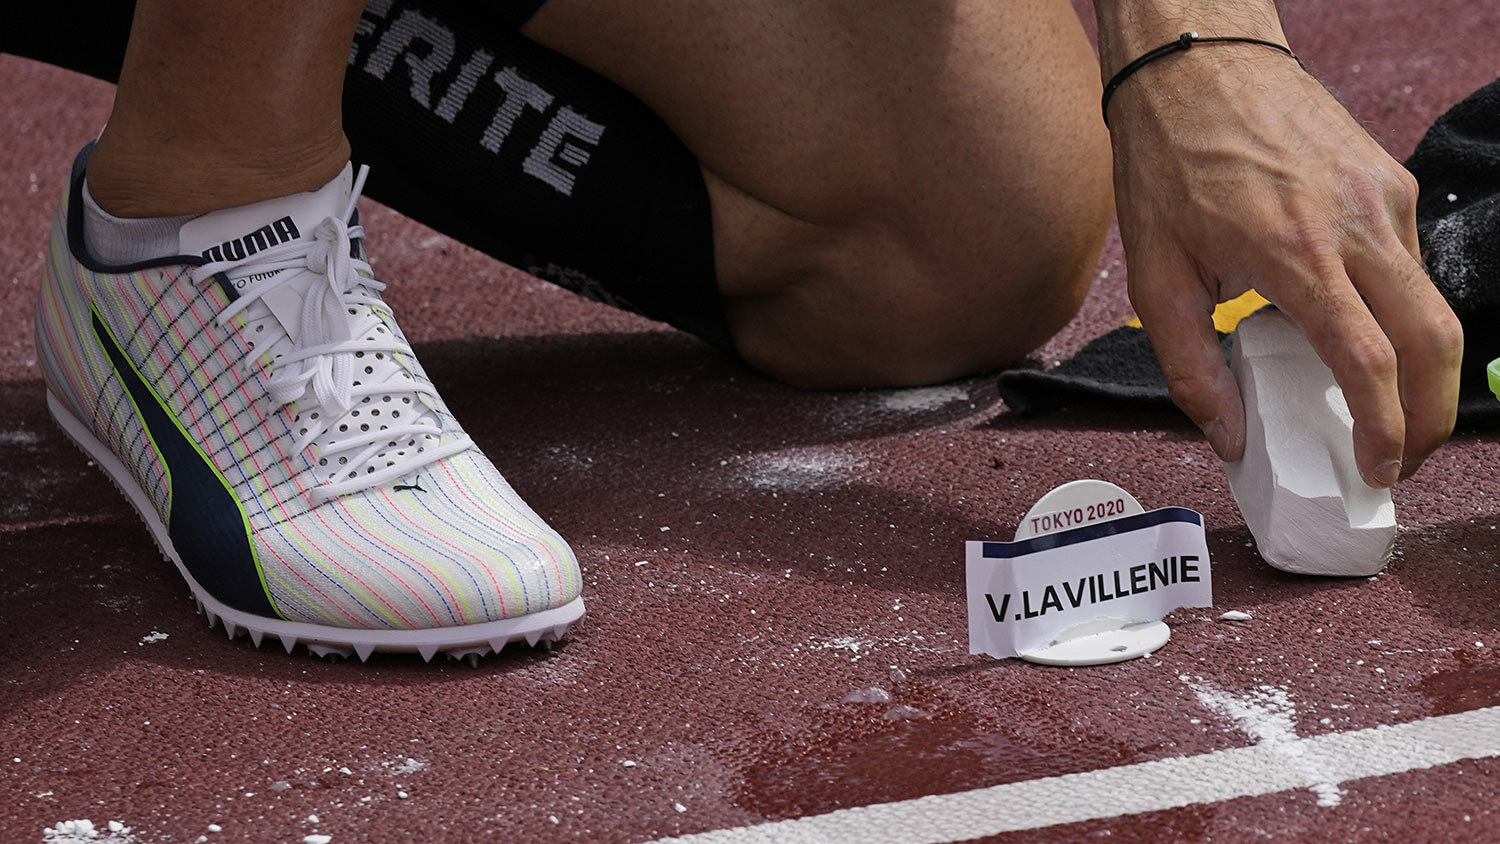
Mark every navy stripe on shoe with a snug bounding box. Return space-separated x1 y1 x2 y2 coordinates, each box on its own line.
92 310 279 619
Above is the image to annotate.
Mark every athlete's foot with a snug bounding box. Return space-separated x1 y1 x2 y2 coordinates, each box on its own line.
37 144 584 661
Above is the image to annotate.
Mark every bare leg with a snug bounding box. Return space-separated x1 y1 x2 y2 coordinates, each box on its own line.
525 0 1112 387
86 0 366 217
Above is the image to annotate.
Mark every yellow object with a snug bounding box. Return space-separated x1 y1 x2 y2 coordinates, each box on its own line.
1126 289 1272 333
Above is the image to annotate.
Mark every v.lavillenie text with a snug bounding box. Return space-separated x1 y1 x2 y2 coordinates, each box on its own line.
985 555 1201 622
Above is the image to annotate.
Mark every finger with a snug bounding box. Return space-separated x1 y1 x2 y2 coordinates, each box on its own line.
1273 256 1406 487
1386 165 1424 263
1130 249 1246 462
1346 240 1463 479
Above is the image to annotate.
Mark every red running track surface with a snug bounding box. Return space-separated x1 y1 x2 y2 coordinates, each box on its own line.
3 2 1500 842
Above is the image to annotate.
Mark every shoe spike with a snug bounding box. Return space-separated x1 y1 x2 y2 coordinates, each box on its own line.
307 642 352 660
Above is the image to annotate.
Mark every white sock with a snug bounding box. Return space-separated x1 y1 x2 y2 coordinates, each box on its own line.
81 182 199 265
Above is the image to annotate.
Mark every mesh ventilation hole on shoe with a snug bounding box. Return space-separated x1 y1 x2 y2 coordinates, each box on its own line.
196 185 472 503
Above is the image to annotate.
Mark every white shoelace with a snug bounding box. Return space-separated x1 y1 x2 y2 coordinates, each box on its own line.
190 167 471 504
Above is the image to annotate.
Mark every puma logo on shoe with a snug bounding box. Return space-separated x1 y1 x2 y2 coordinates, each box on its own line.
200 216 301 263
90 309 275 618
393 477 426 493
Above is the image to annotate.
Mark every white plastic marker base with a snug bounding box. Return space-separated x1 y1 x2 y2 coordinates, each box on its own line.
966 480 1213 666
1020 619 1171 667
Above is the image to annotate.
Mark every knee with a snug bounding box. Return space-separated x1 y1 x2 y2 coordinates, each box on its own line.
727 190 1111 389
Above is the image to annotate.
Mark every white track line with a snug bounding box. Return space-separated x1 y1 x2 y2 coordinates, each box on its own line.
649 705 1500 844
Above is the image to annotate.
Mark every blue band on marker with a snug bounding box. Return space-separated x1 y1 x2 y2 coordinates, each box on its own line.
981 507 1203 560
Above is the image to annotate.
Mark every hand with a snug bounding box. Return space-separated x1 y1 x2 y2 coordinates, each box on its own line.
1107 46 1463 487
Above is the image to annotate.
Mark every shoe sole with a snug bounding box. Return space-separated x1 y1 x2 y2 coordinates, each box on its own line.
47 390 585 663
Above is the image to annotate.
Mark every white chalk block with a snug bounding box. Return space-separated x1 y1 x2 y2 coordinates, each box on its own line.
1224 309 1396 576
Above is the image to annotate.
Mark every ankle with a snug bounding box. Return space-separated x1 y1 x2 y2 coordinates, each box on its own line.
80 182 196 264
86 127 351 218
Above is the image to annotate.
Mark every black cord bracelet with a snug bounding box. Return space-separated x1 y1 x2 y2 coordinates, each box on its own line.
1101 32 1306 127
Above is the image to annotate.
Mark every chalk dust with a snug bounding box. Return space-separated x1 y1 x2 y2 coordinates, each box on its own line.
1182 677 1343 807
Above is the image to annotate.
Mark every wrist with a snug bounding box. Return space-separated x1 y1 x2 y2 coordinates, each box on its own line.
1093 0 1287 78
1100 34 1305 130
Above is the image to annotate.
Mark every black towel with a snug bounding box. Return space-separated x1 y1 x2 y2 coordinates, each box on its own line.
1409 73 1500 417
997 75 1500 425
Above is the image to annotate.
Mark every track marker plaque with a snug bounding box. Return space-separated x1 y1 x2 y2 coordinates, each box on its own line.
967 480 1213 666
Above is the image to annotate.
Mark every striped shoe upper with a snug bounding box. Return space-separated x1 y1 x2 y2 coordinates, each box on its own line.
35 146 581 629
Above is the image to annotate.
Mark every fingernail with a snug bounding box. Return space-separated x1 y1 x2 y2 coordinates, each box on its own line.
1200 419 1228 458
1372 459 1402 488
